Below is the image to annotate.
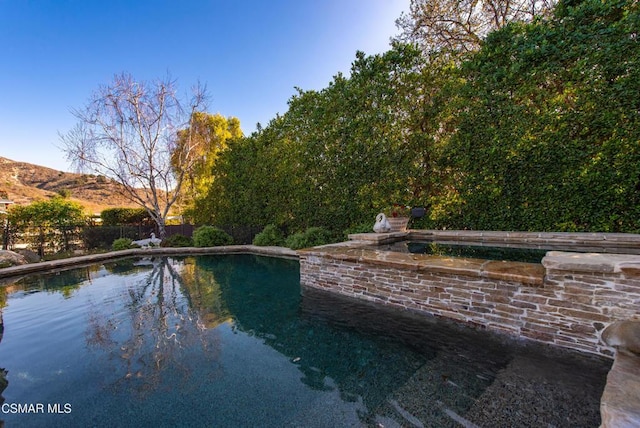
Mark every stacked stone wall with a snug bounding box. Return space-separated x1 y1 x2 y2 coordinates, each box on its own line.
299 248 640 357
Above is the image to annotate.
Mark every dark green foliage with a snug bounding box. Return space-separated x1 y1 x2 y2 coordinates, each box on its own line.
101 208 152 226
112 237 134 251
197 44 446 234
83 225 139 249
8 196 87 255
252 224 286 246
161 234 194 247
437 0 640 232
193 226 233 247
183 0 640 234
284 227 336 250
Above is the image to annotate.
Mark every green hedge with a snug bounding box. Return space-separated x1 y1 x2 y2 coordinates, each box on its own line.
101 208 151 226
175 0 640 234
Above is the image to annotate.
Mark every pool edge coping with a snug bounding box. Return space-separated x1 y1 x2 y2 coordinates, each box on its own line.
0 245 299 280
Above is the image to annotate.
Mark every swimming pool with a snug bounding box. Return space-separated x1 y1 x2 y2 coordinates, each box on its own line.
0 254 610 427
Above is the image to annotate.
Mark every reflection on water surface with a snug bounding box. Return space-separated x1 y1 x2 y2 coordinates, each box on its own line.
0 255 610 427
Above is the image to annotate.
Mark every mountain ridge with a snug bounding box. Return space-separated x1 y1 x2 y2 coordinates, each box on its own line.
0 156 139 214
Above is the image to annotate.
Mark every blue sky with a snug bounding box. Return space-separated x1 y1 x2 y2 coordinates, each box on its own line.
0 0 408 172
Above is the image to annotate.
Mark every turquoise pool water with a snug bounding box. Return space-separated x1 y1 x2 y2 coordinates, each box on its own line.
0 255 610 427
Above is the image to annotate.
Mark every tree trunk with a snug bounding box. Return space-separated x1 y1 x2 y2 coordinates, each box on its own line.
156 217 167 240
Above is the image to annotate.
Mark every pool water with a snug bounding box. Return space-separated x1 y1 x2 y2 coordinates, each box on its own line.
0 255 610 427
391 241 550 263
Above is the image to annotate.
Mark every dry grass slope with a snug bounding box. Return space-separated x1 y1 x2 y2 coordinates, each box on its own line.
0 156 139 214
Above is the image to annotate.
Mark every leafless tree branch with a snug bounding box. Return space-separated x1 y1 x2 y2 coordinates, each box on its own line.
395 0 557 53
60 72 208 237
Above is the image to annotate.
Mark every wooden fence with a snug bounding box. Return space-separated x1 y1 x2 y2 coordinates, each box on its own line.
2 223 263 255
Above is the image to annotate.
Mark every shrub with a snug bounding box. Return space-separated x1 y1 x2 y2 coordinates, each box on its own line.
252 224 285 246
284 232 307 250
193 226 233 247
8 196 87 255
112 237 134 251
285 227 335 250
161 234 194 247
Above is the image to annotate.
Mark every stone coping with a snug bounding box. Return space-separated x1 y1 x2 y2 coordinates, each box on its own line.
348 231 409 244
600 352 640 428
351 230 640 253
600 321 640 427
298 245 544 286
344 232 640 280
0 245 298 280
542 251 640 275
411 229 640 242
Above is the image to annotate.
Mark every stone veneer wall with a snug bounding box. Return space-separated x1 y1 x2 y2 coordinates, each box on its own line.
299 239 640 358
543 252 640 356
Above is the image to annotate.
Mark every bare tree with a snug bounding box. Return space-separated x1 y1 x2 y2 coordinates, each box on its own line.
395 0 557 53
60 73 208 238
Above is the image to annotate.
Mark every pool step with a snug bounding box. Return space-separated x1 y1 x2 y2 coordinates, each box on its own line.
373 350 607 427
372 354 492 427
464 354 605 427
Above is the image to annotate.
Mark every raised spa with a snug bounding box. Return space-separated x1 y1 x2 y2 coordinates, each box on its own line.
382 240 550 263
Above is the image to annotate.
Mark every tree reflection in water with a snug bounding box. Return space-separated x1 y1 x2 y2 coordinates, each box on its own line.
85 257 223 397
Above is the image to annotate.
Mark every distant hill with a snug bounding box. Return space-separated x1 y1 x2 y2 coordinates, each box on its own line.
0 156 139 214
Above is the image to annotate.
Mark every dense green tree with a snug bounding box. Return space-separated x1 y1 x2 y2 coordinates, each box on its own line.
9 197 86 229
188 0 640 235
8 196 87 253
190 109 288 228
173 112 242 219
196 44 454 233
440 0 640 231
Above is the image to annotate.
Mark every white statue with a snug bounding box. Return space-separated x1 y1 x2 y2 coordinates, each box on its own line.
373 213 391 233
132 232 162 248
